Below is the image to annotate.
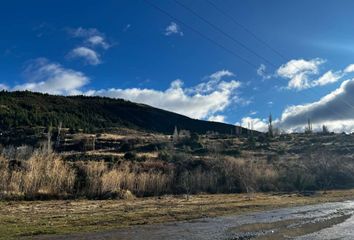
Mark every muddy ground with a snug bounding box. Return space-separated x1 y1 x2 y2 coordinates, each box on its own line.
32 200 354 240
1 189 354 239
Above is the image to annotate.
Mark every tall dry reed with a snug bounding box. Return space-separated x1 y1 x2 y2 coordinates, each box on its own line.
0 148 75 199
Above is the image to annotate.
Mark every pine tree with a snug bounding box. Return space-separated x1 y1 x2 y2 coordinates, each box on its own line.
322 125 329 134
305 118 313 134
173 126 179 143
268 113 273 138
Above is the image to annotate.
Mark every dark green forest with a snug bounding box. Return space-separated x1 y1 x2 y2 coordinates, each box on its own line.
0 91 250 135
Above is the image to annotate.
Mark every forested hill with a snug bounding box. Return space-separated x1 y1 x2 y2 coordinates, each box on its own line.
0 91 252 135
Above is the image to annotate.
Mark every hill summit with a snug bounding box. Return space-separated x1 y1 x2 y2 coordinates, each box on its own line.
0 91 252 135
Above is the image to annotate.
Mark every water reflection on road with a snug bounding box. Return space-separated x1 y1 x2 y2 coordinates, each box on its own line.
35 200 354 240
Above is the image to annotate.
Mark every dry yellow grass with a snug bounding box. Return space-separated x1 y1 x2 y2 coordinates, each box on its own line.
0 149 75 199
1 189 354 239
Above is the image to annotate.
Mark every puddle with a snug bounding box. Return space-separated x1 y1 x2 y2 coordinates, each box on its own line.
229 214 351 240
30 200 354 240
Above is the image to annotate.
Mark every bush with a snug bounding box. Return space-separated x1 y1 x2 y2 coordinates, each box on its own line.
124 152 137 161
1 145 354 200
119 142 133 152
158 151 173 162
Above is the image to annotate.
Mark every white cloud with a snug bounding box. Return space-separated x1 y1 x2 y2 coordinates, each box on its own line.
69 47 101 65
193 70 236 94
0 84 8 90
86 70 241 119
86 36 110 49
277 58 324 78
209 69 234 81
1 68 239 120
165 22 183 36
240 64 354 133
312 70 342 86
13 58 88 95
239 117 268 132
344 64 354 73
208 115 226 123
257 64 271 80
276 58 347 90
68 27 110 65
277 58 325 90
279 78 354 132
69 27 101 38
250 111 258 115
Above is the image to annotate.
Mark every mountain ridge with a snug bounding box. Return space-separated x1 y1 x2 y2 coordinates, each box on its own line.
0 91 255 135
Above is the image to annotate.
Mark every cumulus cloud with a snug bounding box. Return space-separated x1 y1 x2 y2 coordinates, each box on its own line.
344 64 354 73
239 117 268 132
208 115 226 123
86 35 110 49
68 27 110 65
69 47 101 65
238 60 354 132
13 58 88 95
1 67 239 120
165 22 183 36
277 58 326 90
312 70 342 86
86 70 240 119
279 78 354 132
276 58 349 90
192 69 235 94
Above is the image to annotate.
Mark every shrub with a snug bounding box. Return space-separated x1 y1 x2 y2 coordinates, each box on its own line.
77 161 107 198
124 152 137 161
158 150 173 162
119 140 135 152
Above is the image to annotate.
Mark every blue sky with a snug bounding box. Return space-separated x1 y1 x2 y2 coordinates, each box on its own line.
2 0 354 132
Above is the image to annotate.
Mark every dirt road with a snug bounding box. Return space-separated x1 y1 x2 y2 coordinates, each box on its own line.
32 200 354 240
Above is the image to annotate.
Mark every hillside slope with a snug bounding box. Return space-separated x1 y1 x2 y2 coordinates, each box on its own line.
0 91 252 135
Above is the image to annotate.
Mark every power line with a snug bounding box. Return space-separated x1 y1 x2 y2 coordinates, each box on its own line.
173 0 278 68
145 0 353 127
206 0 354 114
143 0 259 68
205 0 286 61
